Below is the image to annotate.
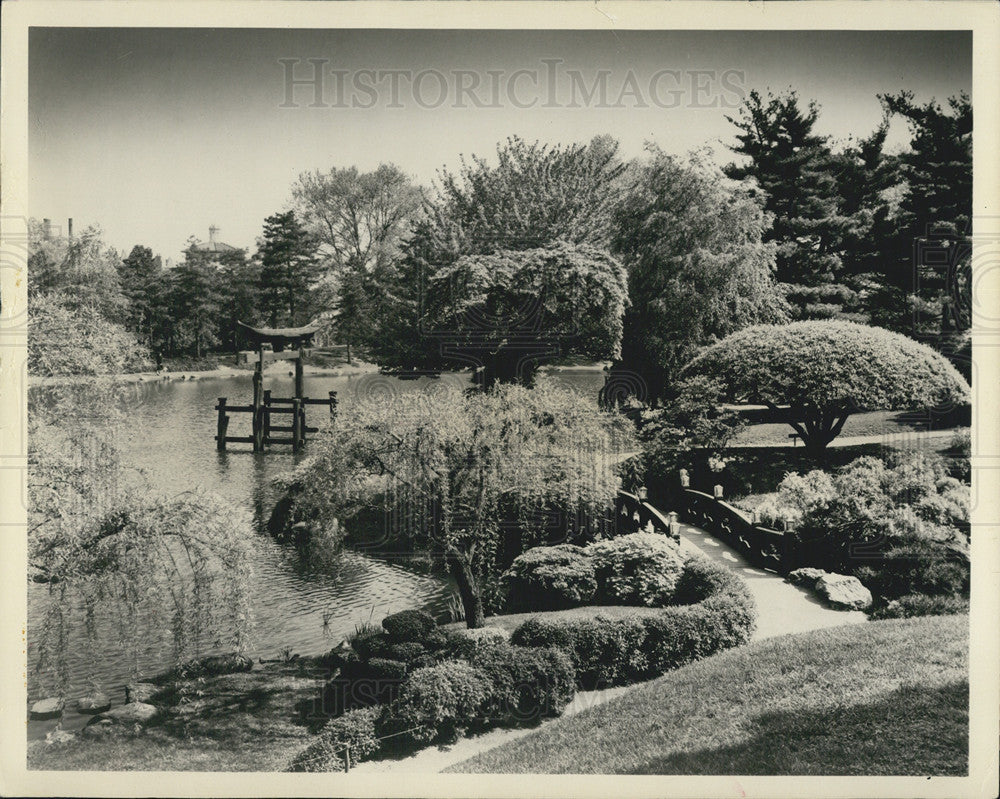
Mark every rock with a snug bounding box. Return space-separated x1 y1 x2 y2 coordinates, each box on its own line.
787 567 828 587
45 728 76 746
29 697 64 720
94 702 158 726
81 719 115 738
125 682 159 703
75 693 111 714
172 652 254 679
815 573 873 610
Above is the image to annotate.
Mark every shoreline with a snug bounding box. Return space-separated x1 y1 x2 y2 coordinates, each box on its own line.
27 359 381 388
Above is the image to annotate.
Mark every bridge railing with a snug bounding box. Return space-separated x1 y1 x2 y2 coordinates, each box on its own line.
679 489 794 573
615 489 682 545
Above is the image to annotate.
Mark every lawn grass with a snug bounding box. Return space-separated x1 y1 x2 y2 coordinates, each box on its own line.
447 615 968 775
730 409 969 447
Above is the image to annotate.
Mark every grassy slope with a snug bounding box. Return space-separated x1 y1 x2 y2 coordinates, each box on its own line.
448 615 968 776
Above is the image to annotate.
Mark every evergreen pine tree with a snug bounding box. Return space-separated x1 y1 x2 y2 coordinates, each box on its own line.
725 90 859 319
256 211 321 327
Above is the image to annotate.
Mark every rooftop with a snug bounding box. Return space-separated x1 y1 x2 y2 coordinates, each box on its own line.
190 225 239 253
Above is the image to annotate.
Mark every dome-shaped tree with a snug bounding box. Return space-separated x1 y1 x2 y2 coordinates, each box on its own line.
681 321 970 458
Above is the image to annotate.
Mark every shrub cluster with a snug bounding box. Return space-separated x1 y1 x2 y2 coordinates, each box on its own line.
325 612 452 715
511 556 756 689
320 606 580 753
385 637 577 745
747 451 970 610
501 533 685 613
286 707 381 772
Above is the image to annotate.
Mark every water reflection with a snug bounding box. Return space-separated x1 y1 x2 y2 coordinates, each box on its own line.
27 367 604 708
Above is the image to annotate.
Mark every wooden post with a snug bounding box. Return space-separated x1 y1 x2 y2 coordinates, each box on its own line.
294 352 304 399
329 390 338 422
343 744 351 772
253 358 264 407
216 398 229 451
263 389 272 448
292 398 302 452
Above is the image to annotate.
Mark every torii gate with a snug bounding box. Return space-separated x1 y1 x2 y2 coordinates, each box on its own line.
214 322 337 452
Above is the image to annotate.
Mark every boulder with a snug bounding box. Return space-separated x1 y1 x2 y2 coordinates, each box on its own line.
29 697 64 720
75 693 111 714
93 702 158 726
787 567 827 587
815 573 873 610
125 682 159 703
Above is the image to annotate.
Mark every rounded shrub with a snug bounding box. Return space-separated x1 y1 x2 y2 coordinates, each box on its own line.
586 532 684 606
394 660 490 743
500 544 597 612
509 617 575 652
287 706 381 772
672 554 752 605
467 638 575 726
422 629 450 653
382 609 437 643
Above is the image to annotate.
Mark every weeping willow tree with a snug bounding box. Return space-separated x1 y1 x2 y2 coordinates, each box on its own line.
27 297 255 695
284 381 636 628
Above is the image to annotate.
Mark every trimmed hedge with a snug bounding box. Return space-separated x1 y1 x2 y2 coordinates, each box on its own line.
287 707 381 772
501 544 597 612
387 641 430 665
510 555 756 689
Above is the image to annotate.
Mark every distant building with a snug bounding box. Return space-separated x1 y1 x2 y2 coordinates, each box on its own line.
189 225 239 255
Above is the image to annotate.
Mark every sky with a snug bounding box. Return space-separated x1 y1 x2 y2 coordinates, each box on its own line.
29 28 971 263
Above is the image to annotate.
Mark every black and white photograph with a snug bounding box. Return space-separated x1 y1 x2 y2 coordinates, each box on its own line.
1 2 998 796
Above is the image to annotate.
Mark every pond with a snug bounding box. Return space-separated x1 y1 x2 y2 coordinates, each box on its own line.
27 366 606 729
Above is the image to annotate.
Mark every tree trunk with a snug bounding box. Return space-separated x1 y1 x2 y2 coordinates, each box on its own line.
446 547 485 629
346 338 352 364
800 412 852 463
